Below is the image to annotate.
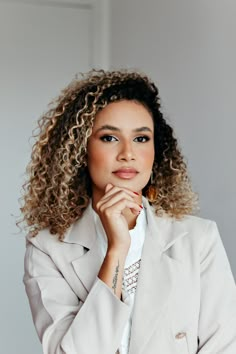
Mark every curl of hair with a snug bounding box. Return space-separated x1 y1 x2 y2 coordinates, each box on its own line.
19 69 198 240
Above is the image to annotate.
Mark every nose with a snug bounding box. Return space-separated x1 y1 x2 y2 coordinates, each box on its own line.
117 141 135 161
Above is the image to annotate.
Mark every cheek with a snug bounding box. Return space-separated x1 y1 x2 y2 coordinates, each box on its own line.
88 154 101 170
87 146 109 171
140 147 155 166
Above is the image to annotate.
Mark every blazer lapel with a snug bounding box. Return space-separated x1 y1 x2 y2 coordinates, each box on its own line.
129 199 188 354
71 238 104 295
63 203 104 296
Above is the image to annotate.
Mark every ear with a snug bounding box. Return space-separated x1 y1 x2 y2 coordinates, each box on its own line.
105 183 113 193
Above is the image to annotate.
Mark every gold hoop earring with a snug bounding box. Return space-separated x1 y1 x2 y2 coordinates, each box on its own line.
146 170 158 202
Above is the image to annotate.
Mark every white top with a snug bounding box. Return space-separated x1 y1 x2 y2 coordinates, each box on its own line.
92 204 147 354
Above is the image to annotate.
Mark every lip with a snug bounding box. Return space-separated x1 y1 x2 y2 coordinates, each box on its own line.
113 168 138 179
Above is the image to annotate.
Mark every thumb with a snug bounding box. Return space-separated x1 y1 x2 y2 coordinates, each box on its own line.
105 183 113 193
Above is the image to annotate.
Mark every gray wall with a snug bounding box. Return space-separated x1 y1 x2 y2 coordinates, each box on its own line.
0 1 108 353
110 0 236 276
1 1 235 353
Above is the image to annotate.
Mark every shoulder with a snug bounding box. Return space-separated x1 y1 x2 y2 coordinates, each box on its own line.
178 214 218 233
145 197 221 255
25 200 94 250
162 214 222 262
178 215 220 251
154 213 225 269
25 202 94 258
177 214 220 243
25 223 73 255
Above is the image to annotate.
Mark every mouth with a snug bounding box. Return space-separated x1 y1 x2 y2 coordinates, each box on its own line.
112 168 138 179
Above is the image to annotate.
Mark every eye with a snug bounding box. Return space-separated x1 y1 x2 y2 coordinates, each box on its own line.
134 136 150 143
100 135 118 142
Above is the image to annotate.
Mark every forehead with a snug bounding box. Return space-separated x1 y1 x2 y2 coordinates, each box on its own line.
94 100 154 128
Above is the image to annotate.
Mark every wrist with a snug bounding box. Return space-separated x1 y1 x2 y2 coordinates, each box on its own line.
107 245 130 258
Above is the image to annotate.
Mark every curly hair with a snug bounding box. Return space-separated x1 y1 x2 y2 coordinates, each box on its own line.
19 69 198 240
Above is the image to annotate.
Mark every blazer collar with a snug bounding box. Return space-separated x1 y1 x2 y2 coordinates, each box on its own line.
62 197 188 253
63 202 97 249
142 197 188 252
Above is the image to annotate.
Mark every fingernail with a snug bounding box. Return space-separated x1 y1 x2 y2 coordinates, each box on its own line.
133 191 139 195
139 205 143 209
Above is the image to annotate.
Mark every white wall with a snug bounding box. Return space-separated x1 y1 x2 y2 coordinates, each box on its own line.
110 0 236 275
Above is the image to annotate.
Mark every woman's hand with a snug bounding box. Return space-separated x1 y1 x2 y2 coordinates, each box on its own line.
96 183 142 298
96 183 142 253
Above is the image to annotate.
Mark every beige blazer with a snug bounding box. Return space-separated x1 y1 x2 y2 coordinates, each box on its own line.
24 197 236 354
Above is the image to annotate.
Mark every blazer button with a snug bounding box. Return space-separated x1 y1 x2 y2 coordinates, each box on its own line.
175 332 186 339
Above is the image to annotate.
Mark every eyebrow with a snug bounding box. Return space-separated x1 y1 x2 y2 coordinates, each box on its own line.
95 125 153 133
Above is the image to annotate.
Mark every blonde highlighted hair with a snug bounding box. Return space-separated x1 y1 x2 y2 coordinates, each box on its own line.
19 69 198 240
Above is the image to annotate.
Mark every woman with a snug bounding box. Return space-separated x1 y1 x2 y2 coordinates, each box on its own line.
21 69 236 354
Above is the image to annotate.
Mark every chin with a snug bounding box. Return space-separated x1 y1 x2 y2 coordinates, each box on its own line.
116 180 145 192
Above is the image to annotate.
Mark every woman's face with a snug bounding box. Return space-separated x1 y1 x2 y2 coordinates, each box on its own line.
87 100 155 203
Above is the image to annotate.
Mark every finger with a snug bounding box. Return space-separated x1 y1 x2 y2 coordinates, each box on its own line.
102 185 138 201
130 205 143 216
105 183 113 193
97 190 135 211
98 189 140 212
98 197 142 215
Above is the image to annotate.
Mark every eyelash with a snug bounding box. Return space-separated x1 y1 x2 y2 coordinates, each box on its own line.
100 135 150 143
134 136 150 143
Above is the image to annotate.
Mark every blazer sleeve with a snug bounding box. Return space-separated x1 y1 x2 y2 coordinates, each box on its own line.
23 240 131 354
197 221 236 353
